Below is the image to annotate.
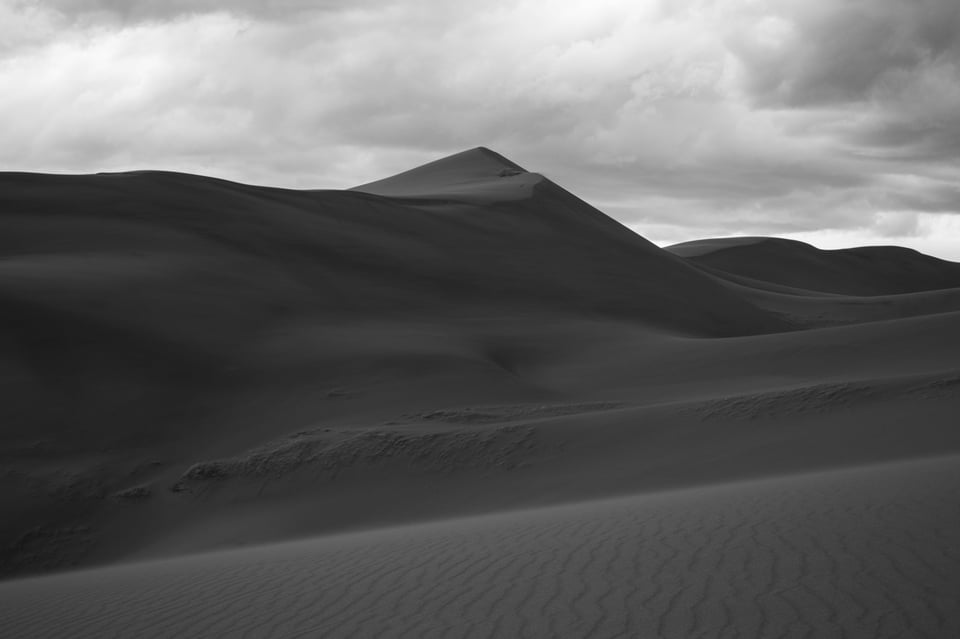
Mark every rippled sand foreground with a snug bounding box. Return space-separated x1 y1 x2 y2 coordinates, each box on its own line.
3 455 958 639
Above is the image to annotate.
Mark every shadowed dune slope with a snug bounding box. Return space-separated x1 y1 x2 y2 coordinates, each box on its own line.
1 150 784 339
2 147 960 588
668 236 960 295
1 148 787 575
2 456 958 639
0 150 784 449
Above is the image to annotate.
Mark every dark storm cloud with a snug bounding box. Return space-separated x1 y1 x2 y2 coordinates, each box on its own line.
885 181 960 214
727 0 960 170
841 66 960 162
731 0 959 108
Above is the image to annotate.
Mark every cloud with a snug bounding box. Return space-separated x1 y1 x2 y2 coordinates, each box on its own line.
776 213 960 261
1 0 958 259
724 0 960 168
22 0 360 24
728 0 959 108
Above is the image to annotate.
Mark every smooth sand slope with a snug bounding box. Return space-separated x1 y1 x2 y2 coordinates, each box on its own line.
2 456 958 638
2 147 960 636
668 236 960 296
1 147 788 571
667 237 960 326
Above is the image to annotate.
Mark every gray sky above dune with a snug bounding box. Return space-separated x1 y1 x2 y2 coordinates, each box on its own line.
4 0 960 259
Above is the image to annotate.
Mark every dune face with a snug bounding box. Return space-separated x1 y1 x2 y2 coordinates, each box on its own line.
4 456 959 639
667 236 960 327
668 236 960 295
2 148 960 637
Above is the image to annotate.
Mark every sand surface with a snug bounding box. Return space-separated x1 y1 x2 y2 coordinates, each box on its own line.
668 236 960 296
2 147 960 636
3 456 958 638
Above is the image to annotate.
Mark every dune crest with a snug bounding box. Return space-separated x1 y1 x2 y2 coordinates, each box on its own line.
352 146 539 202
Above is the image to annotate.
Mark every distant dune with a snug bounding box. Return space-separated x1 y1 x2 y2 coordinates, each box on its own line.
2 148 959 637
668 235 960 295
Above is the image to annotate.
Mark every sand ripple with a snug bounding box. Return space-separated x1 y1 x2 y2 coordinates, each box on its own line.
2 455 958 638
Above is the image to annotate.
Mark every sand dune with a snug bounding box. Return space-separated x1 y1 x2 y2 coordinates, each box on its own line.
3 456 958 638
667 236 960 327
351 146 540 202
668 236 960 295
2 148 960 636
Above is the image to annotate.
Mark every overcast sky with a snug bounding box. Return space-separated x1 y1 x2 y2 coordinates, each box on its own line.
4 0 960 259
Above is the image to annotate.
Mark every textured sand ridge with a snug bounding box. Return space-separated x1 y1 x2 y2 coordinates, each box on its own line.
174 423 539 488
2 456 958 638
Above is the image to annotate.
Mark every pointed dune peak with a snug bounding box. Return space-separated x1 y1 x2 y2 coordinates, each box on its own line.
351 147 539 202
469 146 528 172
